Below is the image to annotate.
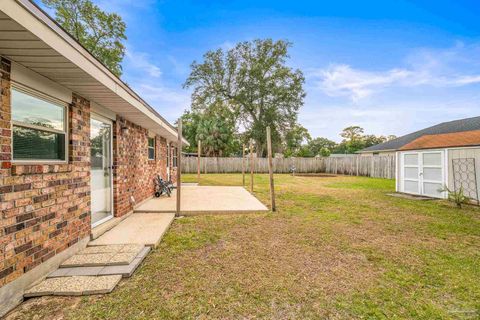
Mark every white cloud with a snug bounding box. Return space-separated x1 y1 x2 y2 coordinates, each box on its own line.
125 49 162 78
94 0 156 17
133 83 191 120
219 41 236 51
312 65 412 101
310 43 480 101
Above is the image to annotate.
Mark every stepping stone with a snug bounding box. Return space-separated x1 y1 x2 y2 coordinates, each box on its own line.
98 247 150 277
80 245 124 254
61 253 116 267
49 247 151 278
60 244 144 268
24 275 121 297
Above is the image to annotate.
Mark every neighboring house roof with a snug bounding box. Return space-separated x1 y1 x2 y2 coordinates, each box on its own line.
359 116 480 153
399 130 480 151
0 0 188 145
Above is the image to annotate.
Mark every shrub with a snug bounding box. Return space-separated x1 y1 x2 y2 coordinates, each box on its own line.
439 186 470 208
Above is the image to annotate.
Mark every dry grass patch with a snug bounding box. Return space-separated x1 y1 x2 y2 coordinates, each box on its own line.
7 174 480 319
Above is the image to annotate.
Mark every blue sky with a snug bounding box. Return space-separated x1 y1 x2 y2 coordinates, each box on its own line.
39 0 480 141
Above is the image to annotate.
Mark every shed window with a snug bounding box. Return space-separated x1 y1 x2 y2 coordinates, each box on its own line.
148 137 155 160
12 88 67 161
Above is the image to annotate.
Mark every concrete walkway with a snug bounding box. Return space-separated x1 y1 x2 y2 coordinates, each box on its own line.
24 213 174 298
90 213 175 247
135 186 268 215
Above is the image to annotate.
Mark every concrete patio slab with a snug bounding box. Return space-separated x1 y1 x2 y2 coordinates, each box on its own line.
24 275 121 297
89 213 175 247
134 186 268 215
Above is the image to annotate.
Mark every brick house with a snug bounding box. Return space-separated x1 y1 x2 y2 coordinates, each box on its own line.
0 0 183 314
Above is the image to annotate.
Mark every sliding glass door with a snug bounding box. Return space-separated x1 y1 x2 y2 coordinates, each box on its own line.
90 115 113 226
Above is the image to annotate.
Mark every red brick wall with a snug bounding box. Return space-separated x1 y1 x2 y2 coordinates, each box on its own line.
113 117 173 217
0 55 174 289
0 57 91 287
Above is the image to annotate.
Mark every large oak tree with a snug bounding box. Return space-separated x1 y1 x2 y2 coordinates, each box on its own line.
42 0 127 76
184 39 305 156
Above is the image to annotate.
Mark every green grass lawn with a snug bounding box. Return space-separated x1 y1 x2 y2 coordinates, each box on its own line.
8 174 480 320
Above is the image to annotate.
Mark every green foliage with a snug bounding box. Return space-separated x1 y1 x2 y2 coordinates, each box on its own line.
284 124 311 157
440 186 470 208
180 107 239 157
307 137 337 156
43 0 127 76
319 147 331 157
184 39 306 156
334 126 396 154
196 117 235 157
180 111 202 153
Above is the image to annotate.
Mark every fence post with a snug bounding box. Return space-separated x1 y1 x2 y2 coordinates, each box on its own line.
176 120 182 217
250 141 254 192
197 140 201 183
370 156 375 177
267 127 276 211
242 144 245 187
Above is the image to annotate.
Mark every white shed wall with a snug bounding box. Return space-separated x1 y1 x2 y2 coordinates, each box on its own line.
447 147 480 200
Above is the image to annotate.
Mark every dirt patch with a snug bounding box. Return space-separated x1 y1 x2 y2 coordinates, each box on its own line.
294 173 337 177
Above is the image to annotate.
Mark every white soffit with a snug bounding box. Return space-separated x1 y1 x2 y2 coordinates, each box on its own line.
0 0 186 144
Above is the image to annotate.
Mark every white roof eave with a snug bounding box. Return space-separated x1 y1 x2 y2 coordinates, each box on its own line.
1 0 184 144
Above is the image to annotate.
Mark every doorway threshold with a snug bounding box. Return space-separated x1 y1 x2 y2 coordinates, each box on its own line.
91 213 131 240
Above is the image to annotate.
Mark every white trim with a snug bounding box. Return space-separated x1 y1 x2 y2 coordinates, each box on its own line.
399 150 447 199
91 214 114 229
91 102 116 121
1 0 180 142
90 113 114 227
11 61 72 104
444 149 449 189
10 85 69 164
395 151 399 192
357 148 396 154
148 136 155 160
443 146 480 151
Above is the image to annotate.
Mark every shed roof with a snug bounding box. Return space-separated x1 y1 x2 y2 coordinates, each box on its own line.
360 116 480 153
399 130 480 151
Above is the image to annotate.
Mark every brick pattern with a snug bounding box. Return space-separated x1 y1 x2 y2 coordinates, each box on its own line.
113 117 175 217
0 57 91 288
0 55 174 290
0 58 11 176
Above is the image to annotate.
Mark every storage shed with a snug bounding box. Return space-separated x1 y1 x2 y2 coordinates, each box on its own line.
360 116 480 201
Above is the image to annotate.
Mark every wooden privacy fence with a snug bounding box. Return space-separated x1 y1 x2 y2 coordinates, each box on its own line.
182 155 396 179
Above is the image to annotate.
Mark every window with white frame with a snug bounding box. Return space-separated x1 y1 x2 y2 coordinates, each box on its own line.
166 142 170 167
12 88 67 161
172 146 177 167
148 137 155 160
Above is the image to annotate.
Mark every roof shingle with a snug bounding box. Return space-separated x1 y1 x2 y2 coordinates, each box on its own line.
360 116 480 152
399 130 480 151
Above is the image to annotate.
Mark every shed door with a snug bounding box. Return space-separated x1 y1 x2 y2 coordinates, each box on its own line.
401 151 445 198
420 151 444 198
402 153 421 194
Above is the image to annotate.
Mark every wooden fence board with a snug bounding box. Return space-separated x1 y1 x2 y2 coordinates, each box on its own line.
182 155 396 179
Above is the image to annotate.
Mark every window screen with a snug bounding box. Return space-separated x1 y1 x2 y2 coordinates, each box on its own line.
173 147 178 167
148 137 155 160
12 89 66 161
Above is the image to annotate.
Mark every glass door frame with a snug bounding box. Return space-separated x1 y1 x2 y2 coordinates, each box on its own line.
90 113 114 228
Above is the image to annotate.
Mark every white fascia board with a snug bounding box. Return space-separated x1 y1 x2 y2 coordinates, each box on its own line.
3 0 178 139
